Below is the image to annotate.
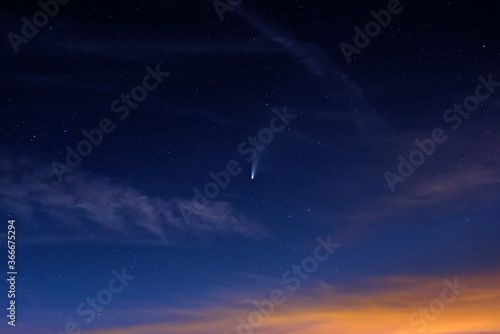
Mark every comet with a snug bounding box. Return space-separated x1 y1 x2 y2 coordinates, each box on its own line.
251 154 260 180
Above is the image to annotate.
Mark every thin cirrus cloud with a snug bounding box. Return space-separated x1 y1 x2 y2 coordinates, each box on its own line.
335 129 500 226
366 163 498 219
0 151 267 245
14 20 279 61
234 4 392 143
80 271 500 334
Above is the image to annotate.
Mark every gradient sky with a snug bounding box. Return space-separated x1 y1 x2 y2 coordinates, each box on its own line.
1 1 499 333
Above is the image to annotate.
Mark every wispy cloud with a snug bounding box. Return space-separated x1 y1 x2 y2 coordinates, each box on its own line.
233 4 393 142
333 128 500 229
0 150 267 245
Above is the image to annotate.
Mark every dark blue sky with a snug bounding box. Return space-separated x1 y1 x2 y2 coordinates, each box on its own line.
1 1 499 333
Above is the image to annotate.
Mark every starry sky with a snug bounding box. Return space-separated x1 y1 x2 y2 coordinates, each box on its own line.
1 1 500 333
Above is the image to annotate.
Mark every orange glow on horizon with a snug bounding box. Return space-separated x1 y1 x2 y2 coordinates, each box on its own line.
84 272 500 334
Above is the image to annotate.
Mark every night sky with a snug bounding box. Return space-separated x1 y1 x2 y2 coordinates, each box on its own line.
1 1 500 333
